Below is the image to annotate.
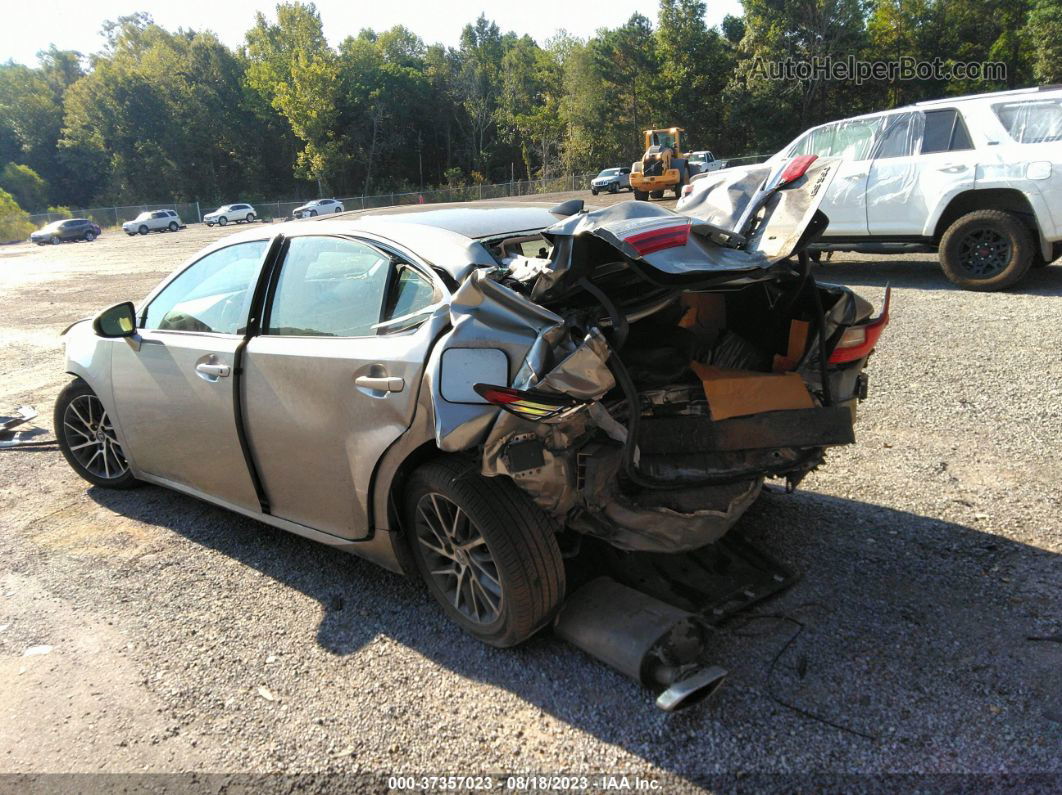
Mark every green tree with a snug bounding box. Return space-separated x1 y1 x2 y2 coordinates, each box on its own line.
1026 0 1062 83
0 162 48 211
0 188 34 242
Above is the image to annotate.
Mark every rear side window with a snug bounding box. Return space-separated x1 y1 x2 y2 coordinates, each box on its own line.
384 267 438 322
993 99 1062 143
266 236 392 337
921 109 974 154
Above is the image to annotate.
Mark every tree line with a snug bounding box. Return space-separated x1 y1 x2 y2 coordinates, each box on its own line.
0 0 1058 219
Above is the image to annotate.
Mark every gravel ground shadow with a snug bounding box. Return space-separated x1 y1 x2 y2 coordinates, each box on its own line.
87 484 1061 776
814 256 1062 296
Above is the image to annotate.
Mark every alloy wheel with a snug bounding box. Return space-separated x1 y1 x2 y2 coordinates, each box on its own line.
414 492 502 624
958 227 1011 278
63 394 128 480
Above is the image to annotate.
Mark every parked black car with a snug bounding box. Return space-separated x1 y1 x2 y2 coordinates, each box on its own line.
30 218 102 245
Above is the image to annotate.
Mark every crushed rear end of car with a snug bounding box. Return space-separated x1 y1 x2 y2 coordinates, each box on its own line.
423 157 890 707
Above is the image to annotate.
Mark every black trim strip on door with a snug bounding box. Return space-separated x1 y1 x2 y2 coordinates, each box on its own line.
231 233 287 515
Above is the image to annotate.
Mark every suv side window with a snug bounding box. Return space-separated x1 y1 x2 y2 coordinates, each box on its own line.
266 236 392 337
875 113 920 159
144 240 268 334
921 109 974 154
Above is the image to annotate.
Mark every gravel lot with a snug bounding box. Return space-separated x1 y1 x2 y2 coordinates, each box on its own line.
1 196 1059 789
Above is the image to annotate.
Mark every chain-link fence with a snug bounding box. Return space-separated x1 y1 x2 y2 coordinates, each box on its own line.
27 202 203 230
20 158 771 232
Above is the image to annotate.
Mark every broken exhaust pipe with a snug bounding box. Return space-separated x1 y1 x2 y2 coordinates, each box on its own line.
553 577 727 711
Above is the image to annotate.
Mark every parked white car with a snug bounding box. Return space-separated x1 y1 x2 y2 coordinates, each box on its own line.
122 210 183 236
678 86 1062 290
204 204 256 227
688 151 727 176
293 198 345 218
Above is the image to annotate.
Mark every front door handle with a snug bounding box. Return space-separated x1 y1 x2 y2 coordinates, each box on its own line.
195 362 231 378
355 375 404 392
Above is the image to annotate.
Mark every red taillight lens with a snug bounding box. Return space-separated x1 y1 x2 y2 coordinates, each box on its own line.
625 223 691 256
829 287 891 364
681 184 694 197
779 154 818 187
473 383 590 422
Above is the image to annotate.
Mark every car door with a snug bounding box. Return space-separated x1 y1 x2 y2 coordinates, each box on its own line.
810 117 884 237
867 109 976 236
240 234 446 539
109 238 273 511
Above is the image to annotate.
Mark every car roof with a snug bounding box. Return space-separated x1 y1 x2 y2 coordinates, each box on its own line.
199 201 561 282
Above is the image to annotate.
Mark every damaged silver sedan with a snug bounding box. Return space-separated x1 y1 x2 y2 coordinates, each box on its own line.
57 154 888 708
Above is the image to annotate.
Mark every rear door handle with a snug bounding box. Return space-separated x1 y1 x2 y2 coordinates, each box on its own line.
195 362 231 378
355 375 404 392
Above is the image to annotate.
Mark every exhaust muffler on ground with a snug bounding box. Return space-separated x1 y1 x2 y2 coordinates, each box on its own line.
553 577 727 711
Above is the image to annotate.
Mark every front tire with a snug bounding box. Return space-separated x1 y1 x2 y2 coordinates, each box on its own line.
939 210 1034 291
138 225 148 235
404 458 565 648
55 379 139 489
50 236 60 245
218 216 228 226
634 190 649 201
591 189 598 196
309 209 318 217
609 182 618 194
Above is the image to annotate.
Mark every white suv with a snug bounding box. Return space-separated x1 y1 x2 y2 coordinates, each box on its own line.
293 198 345 218
123 209 183 236
679 87 1062 290
204 203 257 227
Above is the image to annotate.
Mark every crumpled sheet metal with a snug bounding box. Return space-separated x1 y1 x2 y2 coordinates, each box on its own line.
428 268 570 452
480 330 615 514
600 478 763 553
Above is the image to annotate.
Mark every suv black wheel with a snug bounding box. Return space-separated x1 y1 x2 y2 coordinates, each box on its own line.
939 210 1034 291
83 231 96 242
403 457 565 647
55 379 139 489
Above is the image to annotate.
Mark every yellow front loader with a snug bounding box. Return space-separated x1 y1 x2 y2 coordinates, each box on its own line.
630 127 690 201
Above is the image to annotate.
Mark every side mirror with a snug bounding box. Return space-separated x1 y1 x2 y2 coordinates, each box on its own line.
93 302 137 338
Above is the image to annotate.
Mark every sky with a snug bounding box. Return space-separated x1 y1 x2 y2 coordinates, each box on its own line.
1 0 744 66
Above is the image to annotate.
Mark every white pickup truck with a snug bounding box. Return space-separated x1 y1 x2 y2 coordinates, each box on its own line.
688 151 727 176
679 87 1062 290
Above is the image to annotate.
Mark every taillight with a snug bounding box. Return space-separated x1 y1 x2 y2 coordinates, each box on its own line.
829 287 891 364
473 384 590 422
625 222 691 257
778 154 818 187
681 184 694 197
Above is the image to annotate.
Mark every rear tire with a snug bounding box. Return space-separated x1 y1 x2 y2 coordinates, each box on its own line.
939 210 1034 291
245 213 255 223
634 190 649 201
403 457 565 648
168 221 178 231
650 190 665 199
55 379 140 490
83 231 96 242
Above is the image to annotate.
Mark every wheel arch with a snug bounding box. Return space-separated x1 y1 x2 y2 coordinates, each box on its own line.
932 188 1043 252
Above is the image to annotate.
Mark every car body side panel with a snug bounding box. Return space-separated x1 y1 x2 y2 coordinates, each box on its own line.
241 310 450 540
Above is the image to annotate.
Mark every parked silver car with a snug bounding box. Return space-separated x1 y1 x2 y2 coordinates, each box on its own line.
204 203 256 226
122 209 183 236
294 198 345 218
56 166 886 700
590 167 632 195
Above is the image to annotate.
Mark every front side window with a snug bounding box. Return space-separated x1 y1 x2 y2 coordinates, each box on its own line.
266 236 392 337
143 240 268 334
875 113 921 159
993 99 1062 144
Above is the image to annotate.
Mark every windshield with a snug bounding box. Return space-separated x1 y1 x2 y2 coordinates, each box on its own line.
597 169 620 177
688 153 706 163
993 99 1062 144
135 212 151 221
